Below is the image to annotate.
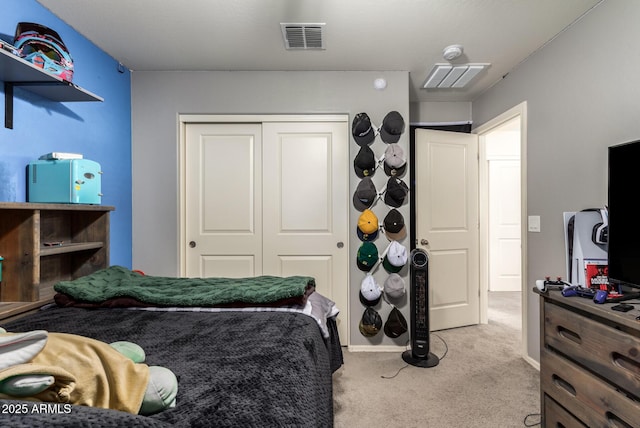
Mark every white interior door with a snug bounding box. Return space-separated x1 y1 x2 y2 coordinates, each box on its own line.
415 129 480 331
489 159 521 291
185 123 263 278
262 121 349 335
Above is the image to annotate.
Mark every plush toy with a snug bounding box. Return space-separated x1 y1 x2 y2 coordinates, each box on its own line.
0 326 177 416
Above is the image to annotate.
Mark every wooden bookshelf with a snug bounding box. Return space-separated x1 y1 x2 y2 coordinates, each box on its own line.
0 202 114 320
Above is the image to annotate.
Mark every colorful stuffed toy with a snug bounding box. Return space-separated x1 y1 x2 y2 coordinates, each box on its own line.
0 327 177 415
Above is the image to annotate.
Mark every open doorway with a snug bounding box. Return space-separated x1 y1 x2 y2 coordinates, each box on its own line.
409 102 528 360
476 102 528 360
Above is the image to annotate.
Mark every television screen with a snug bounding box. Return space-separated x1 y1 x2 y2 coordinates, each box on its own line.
608 140 640 290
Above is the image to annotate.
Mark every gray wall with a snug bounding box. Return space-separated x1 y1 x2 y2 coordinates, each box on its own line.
410 101 472 124
473 0 640 362
131 70 410 347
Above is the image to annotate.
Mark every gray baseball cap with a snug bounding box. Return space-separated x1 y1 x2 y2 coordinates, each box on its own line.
353 177 377 211
384 273 406 298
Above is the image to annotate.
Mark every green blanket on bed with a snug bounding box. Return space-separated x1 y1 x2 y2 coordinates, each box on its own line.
53 266 315 306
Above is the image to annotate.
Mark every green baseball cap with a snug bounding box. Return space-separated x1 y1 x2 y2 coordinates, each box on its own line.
356 242 379 272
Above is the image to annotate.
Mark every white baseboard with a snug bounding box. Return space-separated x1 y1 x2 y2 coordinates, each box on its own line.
347 344 407 353
523 354 540 371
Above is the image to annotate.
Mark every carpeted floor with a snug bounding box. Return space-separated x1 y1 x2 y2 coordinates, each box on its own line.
333 291 540 428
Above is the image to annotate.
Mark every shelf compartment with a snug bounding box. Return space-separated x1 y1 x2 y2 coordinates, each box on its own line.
40 241 104 256
0 209 37 302
39 250 102 299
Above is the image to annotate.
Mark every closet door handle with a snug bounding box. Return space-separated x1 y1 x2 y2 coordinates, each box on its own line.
189 241 196 248
337 242 344 249
420 239 429 246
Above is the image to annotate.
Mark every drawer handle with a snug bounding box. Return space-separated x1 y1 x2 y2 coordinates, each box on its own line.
552 374 576 397
612 352 640 376
606 411 633 428
557 326 582 344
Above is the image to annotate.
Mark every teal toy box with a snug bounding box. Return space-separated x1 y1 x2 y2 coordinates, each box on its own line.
28 159 102 204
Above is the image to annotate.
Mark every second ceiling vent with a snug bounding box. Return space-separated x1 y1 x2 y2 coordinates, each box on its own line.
281 23 325 50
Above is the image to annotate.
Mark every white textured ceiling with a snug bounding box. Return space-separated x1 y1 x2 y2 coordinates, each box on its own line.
36 0 602 102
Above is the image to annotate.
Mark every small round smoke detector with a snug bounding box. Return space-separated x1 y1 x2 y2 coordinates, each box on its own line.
443 44 463 61
373 78 387 90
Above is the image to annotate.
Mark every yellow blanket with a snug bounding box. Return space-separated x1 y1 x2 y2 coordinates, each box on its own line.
0 332 149 414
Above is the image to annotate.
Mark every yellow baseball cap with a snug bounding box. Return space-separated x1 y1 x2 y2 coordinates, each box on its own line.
357 209 379 241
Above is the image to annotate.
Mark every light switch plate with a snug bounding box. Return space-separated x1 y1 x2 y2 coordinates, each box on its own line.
528 215 541 232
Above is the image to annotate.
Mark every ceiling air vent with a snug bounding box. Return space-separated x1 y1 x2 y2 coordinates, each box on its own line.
281 23 325 50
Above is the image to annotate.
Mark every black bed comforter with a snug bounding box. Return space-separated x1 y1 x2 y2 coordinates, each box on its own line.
1 306 342 427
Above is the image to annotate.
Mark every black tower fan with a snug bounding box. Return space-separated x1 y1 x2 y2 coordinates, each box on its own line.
402 248 439 367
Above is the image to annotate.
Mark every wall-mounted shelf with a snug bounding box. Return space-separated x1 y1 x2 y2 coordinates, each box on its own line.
1 46 103 129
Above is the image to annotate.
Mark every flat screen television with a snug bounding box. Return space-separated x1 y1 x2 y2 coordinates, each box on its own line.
608 140 640 290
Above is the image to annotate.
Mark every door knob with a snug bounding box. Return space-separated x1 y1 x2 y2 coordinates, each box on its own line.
337 242 344 248
420 238 429 246
189 241 196 248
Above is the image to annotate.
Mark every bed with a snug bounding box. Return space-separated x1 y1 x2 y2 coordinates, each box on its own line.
0 266 343 427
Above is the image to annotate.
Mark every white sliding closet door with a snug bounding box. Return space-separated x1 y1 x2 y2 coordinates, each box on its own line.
262 121 349 319
184 123 263 278
183 117 349 340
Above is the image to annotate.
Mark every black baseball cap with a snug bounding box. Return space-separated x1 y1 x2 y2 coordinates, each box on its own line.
383 209 407 241
352 112 375 146
384 306 408 338
354 144 377 178
379 111 405 144
384 178 409 208
359 307 382 337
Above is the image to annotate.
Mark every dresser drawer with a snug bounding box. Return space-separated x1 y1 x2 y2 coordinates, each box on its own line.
544 301 640 398
541 348 640 427
543 395 587 428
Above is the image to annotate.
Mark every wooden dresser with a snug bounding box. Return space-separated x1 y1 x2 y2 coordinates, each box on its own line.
0 202 114 322
539 289 640 427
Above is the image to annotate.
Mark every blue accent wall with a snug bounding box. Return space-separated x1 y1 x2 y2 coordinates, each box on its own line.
1 0 132 267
